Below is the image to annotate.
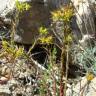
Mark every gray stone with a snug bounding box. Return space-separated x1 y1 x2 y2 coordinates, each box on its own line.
13 0 71 44
14 1 53 44
0 0 95 45
0 0 15 17
72 0 96 36
0 0 15 40
0 85 11 95
66 77 96 96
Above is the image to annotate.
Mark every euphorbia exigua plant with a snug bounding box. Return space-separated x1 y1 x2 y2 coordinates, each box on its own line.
51 4 74 96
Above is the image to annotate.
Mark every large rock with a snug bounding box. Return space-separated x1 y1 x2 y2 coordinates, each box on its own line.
14 0 72 45
66 77 96 96
71 0 96 36
0 0 15 17
0 0 31 17
0 85 11 96
0 0 15 40
14 1 53 44
0 0 95 44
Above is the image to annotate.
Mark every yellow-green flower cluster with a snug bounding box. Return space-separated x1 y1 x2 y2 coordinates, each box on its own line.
2 40 24 59
86 72 94 81
39 27 53 44
51 5 74 22
39 36 53 44
39 27 48 35
16 0 30 12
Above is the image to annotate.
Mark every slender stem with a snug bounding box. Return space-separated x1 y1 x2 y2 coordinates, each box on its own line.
64 45 69 96
60 48 65 96
27 39 38 55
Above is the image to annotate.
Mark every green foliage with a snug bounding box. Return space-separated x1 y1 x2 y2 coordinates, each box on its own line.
65 33 72 44
52 47 57 62
39 27 53 44
51 5 73 45
39 36 53 44
74 45 96 75
51 5 74 22
15 0 30 12
39 71 51 95
1 40 24 61
38 47 60 96
51 5 74 96
39 27 48 35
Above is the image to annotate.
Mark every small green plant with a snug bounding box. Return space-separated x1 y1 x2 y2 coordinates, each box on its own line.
39 27 48 35
38 47 60 96
38 5 74 96
11 0 31 44
52 4 74 96
0 40 25 78
51 5 73 22
39 27 53 44
1 40 24 62
74 45 96 75
39 36 53 44
15 0 30 13
52 5 74 44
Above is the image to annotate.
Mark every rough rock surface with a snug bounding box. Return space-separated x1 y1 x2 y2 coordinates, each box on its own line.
14 1 52 44
0 0 95 44
0 0 15 17
72 0 96 35
66 77 96 96
0 57 38 96
0 0 15 41
13 0 71 44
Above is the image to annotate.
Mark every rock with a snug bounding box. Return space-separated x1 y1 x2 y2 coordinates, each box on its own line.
4 18 11 25
72 0 96 36
0 77 8 84
0 85 11 95
0 79 19 96
1 66 11 78
8 79 19 87
0 0 15 40
0 0 15 17
0 77 8 81
14 0 53 44
0 59 7 65
25 86 33 96
0 0 95 45
66 77 96 96
79 34 95 48
13 0 72 44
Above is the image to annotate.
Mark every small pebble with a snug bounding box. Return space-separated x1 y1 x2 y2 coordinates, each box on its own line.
0 77 8 84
